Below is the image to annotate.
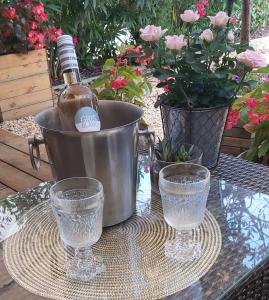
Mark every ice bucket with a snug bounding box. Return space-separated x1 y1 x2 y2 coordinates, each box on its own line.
29 100 145 226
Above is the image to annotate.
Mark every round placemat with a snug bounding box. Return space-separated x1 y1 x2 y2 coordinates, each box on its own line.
4 194 222 300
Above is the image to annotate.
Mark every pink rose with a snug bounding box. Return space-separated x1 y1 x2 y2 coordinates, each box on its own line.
226 30 234 42
236 50 268 69
208 11 229 28
140 25 167 42
200 29 214 42
165 35 187 50
180 10 200 23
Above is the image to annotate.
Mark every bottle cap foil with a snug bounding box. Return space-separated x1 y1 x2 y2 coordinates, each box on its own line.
57 35 79 72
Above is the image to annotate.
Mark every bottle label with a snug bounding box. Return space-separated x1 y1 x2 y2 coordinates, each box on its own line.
74 107 101 132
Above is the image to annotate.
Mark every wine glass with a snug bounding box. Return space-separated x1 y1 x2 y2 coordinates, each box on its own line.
50 177 105 281
159 163 210 262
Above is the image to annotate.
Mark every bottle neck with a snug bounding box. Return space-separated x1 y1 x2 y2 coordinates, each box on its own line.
63 69 81 86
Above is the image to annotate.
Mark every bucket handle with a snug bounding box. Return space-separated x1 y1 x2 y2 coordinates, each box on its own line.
28 136 45 170
138 129 155 160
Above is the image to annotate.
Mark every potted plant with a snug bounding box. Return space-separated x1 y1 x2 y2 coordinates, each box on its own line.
150 138 203 194
0 1 62 121
91 44 154 150
139 1 268 168
91 44 152 109
227 80 269 165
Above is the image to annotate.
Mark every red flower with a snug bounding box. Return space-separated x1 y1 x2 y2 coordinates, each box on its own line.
198 9 206 18
127 45 142 54
230 16 237 25
1 7 19 19
110 77 128 89
37 32 45 44
246 98 258 110
147 52 154 63
139 59 148 66
248 112 261 125
32 2 44 15
28 21 38 30
195 1 207 18
163 85 169 92
135 68 142 76
115 56 121 67
55 28 62 37
48 26 62 41
110 68 116 75
34 43 44 50
195 2 204 9
264 94 269 103
34 12 48 22
226 108 239 129
27 30 39 45
72 36 78 47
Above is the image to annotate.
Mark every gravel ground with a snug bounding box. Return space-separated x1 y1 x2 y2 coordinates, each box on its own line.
0 84 164 139
1 36 269 139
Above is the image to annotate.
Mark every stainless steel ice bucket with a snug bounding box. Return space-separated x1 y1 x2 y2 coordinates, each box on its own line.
29 100 144 226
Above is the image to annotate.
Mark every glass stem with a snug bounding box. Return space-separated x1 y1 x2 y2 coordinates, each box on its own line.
75 247 93 261
175 230 192 244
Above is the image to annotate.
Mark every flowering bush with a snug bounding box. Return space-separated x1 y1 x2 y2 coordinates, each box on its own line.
139 2 268 109
91 45 152 107
227 79 269 164
0 1 62 54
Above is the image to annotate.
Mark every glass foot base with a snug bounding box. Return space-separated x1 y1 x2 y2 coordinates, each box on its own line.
65 253 106 282
164 239 202 262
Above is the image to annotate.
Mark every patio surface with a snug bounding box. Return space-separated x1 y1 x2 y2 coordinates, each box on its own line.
0 129 52 199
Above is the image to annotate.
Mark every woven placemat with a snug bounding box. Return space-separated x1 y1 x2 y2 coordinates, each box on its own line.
3 194 222 300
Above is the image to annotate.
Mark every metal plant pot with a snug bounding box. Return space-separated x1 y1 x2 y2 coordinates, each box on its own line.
160 104 229 169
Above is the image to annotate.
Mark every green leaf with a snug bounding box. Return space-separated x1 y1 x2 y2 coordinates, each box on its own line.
240 106 249 123
91 76 110 88
252 66 269 74
153 69 175 80
98 89 115 100
258 141 269 158
103 58 115 71
118 70 137 79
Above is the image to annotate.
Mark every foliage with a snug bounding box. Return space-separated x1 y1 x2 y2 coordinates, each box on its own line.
154 0 229 33
91 45 152 107
155 138 194 162
139 0 269 109
141 14 254 108
231 0 269 33
0 0 62 55
42 0 164 69
251 0 269 32
228 80 269 164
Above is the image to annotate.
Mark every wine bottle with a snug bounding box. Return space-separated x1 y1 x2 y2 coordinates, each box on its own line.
56 35 101 132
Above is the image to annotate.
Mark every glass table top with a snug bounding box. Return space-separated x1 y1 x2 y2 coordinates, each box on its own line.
1 155 269 299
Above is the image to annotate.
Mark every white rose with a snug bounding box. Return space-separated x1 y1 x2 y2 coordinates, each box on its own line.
200 29 214 42
180 10 200 23
208 11 229 28
226 30 235 42
165 35 187 50
140 25 167 42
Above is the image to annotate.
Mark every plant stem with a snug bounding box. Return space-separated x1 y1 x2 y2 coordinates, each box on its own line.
235 71 247 97
178 81 192 109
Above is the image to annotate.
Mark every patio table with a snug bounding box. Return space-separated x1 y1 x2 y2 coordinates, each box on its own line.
1 153 269 300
